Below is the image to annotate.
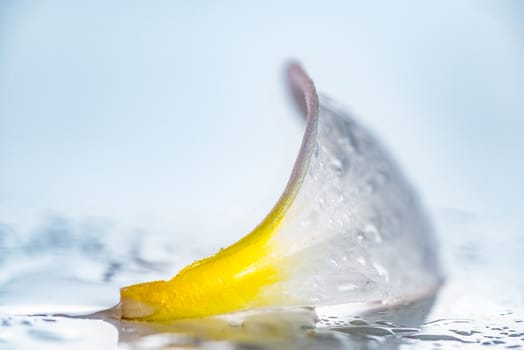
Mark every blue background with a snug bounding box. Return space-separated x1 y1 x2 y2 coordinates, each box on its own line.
1 1 523 247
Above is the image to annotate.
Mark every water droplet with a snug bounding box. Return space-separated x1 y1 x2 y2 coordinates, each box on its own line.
365 224 382 244
451 329 475 336
329 158 343 173
407 333 466 342
313 146 320 159
349 319 369 326
332 326 395 336
390 327 419 334
373 263 389 282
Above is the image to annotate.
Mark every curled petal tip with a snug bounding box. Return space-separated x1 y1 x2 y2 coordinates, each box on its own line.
286 62 319 121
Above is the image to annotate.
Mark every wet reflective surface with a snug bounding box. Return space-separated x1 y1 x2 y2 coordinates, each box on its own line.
0 210 523 349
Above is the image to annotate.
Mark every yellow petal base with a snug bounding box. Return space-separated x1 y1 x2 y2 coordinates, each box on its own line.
120 63 318 321
120 197 295 321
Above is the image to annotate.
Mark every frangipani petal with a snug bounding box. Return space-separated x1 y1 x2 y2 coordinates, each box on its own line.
120 64 441 321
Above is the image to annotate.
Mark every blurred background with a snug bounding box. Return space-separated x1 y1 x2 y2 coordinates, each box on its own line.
0 0 523 347
1 0 523 239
